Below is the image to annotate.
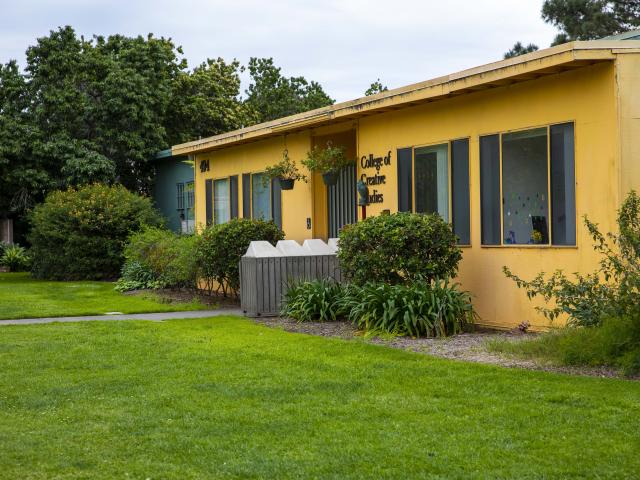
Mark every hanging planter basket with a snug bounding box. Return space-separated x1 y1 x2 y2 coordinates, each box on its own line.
322 171 339 186
278 177 295 190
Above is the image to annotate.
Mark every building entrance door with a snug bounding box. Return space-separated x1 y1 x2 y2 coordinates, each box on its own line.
311 129 358 240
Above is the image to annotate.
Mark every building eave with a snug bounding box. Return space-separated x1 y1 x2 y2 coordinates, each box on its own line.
172 40 640 156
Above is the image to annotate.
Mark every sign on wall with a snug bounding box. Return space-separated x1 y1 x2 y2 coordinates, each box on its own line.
360 151 391 204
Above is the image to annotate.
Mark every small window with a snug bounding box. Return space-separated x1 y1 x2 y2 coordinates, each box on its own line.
186 181 195 209
414 143 449 221
213 178 230 225
176 183 185 210
251 173 272 220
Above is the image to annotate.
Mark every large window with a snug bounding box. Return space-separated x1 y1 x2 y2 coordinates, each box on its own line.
397 138 471 245
251 173 271 220
213 178 230 225
480 122 576 246
397 139 471 245
502 128 549 245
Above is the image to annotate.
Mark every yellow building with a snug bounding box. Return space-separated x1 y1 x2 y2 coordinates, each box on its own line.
173 39 640 331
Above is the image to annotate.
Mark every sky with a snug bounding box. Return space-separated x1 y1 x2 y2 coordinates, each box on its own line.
0 0 558 102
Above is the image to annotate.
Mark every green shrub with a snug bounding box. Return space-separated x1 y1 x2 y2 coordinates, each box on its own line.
114 260 161 292
337 212 462 285
118 227 197 291
194 218 284 296
340 279 475 337
504 190 640 327
28 184 163 280
281 278 475 338
0 241 9 258
1 244 31 272
488 313 640 376
281 280 345 322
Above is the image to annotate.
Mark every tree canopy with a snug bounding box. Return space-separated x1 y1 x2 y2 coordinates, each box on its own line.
244 57 334 123
504 0 639 58
504 42 540 59
0 27 334 218
166 58 253 146
365 79 388 96
543 0 640 45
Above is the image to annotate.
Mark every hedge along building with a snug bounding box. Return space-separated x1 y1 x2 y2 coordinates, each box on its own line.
172 39 640 330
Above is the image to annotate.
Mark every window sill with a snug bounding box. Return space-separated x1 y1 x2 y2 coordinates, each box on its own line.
480 244 578 249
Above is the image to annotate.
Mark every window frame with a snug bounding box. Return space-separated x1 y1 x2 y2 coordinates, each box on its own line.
250 171 273 221
412 141 451 222
176 182 185 211
185 181 195 211
409 138 472 247
479 121 577 249
212 176 231 225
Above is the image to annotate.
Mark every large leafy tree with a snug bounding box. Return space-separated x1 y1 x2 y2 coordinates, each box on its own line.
0 28 337 224
0 26 186 217
542 0 640 45
244 57 334 123
0 61 47 215
166 58 254 145
24 27 184 193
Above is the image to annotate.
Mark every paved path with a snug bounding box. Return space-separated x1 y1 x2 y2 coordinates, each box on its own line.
0 309 245 326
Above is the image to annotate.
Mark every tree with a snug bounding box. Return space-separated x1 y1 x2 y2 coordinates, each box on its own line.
244 57 334 123
12 26 185 198
0 60 51 216
365 79 388 96
166 58 254 145
504 42 540 59
542 0 640 45
0 28 338 223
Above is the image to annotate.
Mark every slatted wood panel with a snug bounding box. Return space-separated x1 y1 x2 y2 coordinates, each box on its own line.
240 255 343 317
327 164 357 238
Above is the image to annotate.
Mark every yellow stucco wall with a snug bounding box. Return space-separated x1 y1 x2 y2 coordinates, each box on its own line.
616 52 640 197
357 62 620 330
193 60 630 331
194 131 315 242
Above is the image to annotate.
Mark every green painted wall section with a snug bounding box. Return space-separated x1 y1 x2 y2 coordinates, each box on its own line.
153 156 194 233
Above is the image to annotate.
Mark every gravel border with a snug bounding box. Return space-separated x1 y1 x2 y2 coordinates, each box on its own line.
253 317 631 380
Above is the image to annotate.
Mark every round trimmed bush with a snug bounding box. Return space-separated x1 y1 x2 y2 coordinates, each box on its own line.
29 184 163 280
337 212 462 285
194 218 284 296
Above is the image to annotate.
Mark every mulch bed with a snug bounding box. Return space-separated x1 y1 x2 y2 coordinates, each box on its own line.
252 317 629 380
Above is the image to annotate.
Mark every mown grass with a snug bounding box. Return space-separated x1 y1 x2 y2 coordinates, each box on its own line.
0 316 638 479
0 272 206 319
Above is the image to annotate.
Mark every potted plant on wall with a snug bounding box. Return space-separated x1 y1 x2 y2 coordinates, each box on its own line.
264 150 307 190
301 141 353 186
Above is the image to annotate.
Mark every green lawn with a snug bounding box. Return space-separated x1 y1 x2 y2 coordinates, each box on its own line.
0 272 206 319
0 316 638 479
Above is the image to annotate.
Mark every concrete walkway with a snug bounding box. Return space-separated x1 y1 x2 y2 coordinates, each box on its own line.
0 309 245 326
